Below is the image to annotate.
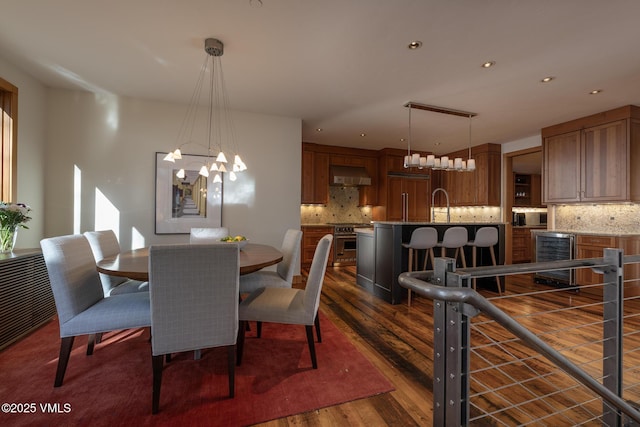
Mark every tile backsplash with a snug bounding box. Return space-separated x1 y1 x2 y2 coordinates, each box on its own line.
301 187 372 224
301 187 502 224
554 204 640 234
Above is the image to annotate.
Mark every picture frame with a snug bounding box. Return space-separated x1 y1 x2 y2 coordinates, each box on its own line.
155 152 223 234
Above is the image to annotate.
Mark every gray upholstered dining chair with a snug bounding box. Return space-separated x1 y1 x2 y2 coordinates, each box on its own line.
239 228 303 294
84 230 148 296
40 234 151 387
149 243 239 414
189 227 229 243
237 234 333 369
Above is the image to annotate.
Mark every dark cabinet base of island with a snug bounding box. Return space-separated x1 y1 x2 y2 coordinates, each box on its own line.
356 223 506 304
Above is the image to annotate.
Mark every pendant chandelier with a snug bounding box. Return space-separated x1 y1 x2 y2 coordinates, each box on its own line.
403 102 477 172
164 38 247 183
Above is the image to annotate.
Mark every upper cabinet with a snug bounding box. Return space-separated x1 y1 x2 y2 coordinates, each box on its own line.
301 142 378 206
438 143 501 207
301 146 329 204
542 105 640 204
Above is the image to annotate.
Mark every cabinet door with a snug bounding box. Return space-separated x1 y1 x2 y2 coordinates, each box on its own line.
543 130 581 203
386 176 404 221
301 151 329 204
406 178 429 221
582 120 628 202
511 228 531 263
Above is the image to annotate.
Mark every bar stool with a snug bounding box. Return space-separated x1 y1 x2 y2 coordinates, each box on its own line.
402 227 437 307
467 227 501 295
437 227 468 268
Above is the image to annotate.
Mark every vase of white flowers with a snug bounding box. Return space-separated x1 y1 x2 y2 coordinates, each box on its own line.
0 202 32 253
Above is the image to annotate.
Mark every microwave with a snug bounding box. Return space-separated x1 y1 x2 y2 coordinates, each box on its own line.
525 212 547 226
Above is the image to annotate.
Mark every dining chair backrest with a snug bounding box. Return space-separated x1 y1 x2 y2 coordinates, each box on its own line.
149 243 239 356
189 227 229 244
276 229 303 283
40 234 105 331
84 230 128 294
303 234 333 322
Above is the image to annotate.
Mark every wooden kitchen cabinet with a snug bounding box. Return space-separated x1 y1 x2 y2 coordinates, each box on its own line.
575 234 640 297
301 226 333 268
436 143 501 207
542 105 640 204
302 142 378 206
301 146 329 204
512 227 534 263
386 175 429 221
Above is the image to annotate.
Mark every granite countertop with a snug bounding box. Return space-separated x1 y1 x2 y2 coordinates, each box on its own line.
372 221 508 226
530 229 640 237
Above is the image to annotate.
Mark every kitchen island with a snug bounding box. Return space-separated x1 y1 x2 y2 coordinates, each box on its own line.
356 222 506 304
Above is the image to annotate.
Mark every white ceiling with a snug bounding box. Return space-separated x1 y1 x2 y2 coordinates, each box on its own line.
2 0 640 154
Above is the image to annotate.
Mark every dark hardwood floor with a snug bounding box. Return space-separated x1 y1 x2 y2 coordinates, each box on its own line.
256 267 640 426
256 266 437 426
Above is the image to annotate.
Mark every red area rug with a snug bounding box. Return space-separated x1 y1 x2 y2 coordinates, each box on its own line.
0 311 393 426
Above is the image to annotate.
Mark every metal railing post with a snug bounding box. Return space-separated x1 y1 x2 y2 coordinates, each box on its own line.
602 248 624 426
432 257 472 426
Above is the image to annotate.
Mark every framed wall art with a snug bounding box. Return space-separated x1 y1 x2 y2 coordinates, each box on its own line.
155 152 223 234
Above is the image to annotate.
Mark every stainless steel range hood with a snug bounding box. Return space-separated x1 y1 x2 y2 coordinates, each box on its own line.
329 165 372 186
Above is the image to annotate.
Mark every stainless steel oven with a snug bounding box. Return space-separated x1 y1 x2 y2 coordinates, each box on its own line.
330 223 371 266
534 231 576 287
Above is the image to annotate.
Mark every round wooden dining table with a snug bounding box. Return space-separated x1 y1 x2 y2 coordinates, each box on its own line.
96 243 283 281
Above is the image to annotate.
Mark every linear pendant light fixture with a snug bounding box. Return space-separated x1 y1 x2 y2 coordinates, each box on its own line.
404 102 477 172
164 38 247 183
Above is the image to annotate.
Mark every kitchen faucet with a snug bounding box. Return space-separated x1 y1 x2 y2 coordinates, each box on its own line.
431 187 450 223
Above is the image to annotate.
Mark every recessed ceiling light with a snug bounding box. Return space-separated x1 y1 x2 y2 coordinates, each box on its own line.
360 133 366 137
408 41 422 50
589 89 603 95
400 138 406 142
541 76 554 83
481 61 496 68
316 128 323 132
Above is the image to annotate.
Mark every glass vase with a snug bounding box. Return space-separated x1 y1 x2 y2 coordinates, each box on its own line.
0 226 17 253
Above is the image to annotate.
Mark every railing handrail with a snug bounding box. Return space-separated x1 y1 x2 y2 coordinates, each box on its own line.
398 258 640 424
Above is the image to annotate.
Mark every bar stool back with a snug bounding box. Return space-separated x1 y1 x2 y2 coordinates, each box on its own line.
438 226 468 268
468 227 501 294
402 227 437 307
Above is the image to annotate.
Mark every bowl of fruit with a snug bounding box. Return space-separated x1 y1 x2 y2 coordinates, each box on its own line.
220 235 248 249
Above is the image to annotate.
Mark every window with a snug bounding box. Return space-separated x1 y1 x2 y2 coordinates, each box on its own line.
0 77 18 201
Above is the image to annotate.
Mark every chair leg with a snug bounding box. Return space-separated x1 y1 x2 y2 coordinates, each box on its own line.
54 336 75 387
315 314 322 343
407 248 413 307
305 325 318 369
236 321 247 366
152 354 164 414
227 345 235 398
87 334 96 356
257 321 262 338
95 332 103 344
459 246 467 268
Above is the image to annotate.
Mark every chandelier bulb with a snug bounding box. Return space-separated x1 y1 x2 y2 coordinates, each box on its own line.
213 173 222 183
199 165 210 177
163 152 175 162
229 171 237 181
218 163 228 173
173 149 182 159
176 169 185 179
216 152 228 163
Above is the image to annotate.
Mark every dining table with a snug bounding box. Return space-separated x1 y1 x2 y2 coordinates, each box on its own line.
96 243 283 281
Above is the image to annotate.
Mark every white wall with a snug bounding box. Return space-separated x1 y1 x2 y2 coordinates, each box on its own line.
44 89 301 251
0 56 46 249
501 134 541 154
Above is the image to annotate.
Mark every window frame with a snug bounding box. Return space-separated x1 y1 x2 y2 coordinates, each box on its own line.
0 77 18 202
